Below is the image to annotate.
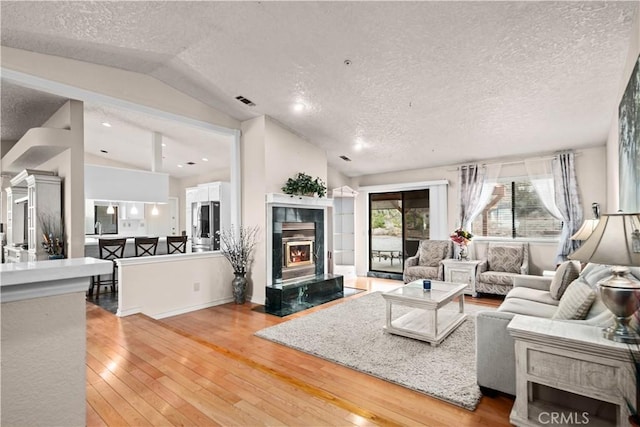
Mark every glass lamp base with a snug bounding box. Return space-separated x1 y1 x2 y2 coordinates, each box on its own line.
602 324 640 344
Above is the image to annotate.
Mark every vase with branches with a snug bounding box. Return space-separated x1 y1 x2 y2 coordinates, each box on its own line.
38 213 64 258
217 225 260 304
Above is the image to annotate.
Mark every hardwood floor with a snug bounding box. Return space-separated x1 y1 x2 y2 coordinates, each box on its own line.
86 277 513 426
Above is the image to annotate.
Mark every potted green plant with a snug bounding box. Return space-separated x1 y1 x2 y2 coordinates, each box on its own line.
217 225 260 304
38 213 64 259
281 172 327 198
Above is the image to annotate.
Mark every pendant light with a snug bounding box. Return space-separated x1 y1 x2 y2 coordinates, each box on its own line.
151 204 159 216
106 202 115 215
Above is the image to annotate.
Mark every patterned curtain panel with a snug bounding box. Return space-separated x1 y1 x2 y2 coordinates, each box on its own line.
459 163 501 230
552 152 583 264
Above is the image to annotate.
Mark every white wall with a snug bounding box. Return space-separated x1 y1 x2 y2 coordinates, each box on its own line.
241 116 268 304
117 253 234 319
1 292 86 426
28 100 85 258
606 5 640 211
241 115 329 304
264 117 327 193
352 146 607 275
327 166 356 191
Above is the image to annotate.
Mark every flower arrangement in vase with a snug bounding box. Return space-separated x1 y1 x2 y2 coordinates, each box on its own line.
450 228 473 260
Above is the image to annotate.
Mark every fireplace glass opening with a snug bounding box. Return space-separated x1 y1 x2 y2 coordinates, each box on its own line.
285 241 314 267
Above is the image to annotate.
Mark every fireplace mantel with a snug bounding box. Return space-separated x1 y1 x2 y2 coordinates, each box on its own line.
266 193 334 208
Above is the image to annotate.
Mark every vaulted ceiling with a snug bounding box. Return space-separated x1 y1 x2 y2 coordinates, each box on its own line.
1 1 637 177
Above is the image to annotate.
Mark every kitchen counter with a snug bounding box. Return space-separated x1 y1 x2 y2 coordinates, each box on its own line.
1 257 112 301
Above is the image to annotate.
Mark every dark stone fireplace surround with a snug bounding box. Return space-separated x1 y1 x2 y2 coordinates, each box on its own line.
272 207 325 283
265 205 344 316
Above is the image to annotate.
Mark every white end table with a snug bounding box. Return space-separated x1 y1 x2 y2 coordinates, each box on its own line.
508 316 638 427
442 259 482 297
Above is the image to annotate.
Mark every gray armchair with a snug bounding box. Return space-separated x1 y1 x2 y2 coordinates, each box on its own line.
403 240 453 283
475 242 529 295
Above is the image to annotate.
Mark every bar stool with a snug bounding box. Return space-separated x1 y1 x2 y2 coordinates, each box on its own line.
90 238 127 297
134 237 159 257
166 235 187 254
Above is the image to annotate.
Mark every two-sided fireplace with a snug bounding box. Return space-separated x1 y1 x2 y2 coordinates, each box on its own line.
281 222 316 280
285 241 314 267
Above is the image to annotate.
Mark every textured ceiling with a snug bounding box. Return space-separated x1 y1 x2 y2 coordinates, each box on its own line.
1 1 637 177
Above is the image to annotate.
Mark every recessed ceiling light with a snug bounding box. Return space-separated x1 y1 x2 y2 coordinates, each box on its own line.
177 164 184 168
354 139 365 151
100 149 108 154
202 157 209 162
161 143 166 147
293 102 306 112
101 122 112 128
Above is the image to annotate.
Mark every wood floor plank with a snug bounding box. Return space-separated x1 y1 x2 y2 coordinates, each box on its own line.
86 276 513 426
86 384 129 427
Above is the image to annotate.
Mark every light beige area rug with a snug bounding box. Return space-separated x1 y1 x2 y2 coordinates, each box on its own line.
256 292 495 410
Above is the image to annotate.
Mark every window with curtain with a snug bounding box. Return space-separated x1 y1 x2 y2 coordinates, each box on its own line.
471 178 563 238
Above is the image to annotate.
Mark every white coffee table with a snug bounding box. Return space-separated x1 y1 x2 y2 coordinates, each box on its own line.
382 280 467 346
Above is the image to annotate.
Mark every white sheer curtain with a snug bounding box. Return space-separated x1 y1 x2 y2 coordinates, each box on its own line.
524 158 563 220
459 163 502 230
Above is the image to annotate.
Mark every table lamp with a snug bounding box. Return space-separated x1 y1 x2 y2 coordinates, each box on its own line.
568 212 640 343
571 202 600 241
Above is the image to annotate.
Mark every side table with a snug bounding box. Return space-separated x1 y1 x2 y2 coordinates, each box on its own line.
442 259 481 297
508 316 638 427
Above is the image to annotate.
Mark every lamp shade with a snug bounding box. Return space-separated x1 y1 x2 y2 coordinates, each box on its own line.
570 219 600 241
568 213 640 267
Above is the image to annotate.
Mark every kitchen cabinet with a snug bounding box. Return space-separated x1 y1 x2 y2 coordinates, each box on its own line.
118 202 145 220
25 174 62 261
7 170 62 262
4 187 27 246
332 186 357 278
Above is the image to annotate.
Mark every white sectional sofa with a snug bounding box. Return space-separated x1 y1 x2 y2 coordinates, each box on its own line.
475 263 639 395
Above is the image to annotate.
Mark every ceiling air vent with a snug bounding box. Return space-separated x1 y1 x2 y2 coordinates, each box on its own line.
235 95 256 107
186 161 196 165
339 155 352 162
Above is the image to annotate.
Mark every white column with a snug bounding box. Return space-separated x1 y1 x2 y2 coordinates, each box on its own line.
152 131 163 172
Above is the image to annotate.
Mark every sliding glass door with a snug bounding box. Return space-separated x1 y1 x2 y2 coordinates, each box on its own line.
369 189 429 274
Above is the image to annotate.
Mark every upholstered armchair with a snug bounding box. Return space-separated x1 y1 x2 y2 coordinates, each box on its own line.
403 240 454 283
475 242 529 295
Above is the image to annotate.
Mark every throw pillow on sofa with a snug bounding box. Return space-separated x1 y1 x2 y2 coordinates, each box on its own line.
552 281 596 320
419 243 447 267
487 246 523 273
550 260 581 300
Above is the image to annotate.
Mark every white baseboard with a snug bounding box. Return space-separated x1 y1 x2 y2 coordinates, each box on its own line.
151 297 235 319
